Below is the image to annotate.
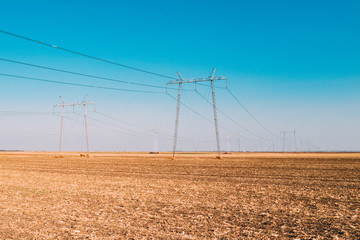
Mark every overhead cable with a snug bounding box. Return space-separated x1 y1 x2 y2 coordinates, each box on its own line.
196 91 267 140
167 92 236 135
0 110 52 116
0 29 177 80
0 57 179 90
226 88 280 139
72 112 155 139
0 73 162 94
53 113 153 140
95 111 175 139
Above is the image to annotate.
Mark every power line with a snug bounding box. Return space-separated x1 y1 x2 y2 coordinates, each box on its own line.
167 92 237 136
167 91 267 150
95 112 173 139
167 92 214 126
96 112 153 132
0 58 194 92
0 110 52 116
0 57 173 90
226 88 280 139
196 91 267 140
55 112 212 148
93 113 210 144
0 30 177 80
197 82 228 90
95 111 209 143
0 73 162 94
53 112 154 141
83 114 156 140
71 112 199 144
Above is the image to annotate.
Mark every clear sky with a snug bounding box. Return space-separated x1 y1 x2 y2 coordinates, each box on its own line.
1 0 359 151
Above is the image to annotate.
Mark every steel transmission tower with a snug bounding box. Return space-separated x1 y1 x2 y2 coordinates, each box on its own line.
226 134 231 153
153 128 158 153
293 129 297 152
281 131 286 152
167 68 227 159
237 133 241 152
54 96 95 157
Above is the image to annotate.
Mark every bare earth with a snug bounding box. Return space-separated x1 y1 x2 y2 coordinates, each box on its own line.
0 152 359 239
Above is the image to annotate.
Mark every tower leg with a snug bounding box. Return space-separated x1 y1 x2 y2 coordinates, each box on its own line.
172 83 182 159
211 79 221 158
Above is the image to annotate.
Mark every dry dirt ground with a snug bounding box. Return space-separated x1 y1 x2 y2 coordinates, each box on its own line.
0 152 359 239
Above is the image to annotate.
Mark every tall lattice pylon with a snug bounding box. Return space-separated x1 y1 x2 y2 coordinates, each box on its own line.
167 68 227 159
53 95 95 157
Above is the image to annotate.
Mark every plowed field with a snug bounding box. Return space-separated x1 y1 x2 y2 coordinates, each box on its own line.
0 152 359 239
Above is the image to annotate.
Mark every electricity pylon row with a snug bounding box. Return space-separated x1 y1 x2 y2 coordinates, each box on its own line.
52 68 225 158
53 95 95 157
167 68 227 159
281 130 297 152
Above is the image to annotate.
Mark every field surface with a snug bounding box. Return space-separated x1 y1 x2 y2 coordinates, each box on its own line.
0 152 359 239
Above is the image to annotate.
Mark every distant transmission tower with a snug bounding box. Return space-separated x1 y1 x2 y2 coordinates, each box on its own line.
281 130 298 152
150 128 159 154
293 129 297 152
281 131 286 152
237 133 241 152
226 134 231 153
167 68 227 159
153 128 158 152
53 95 95 157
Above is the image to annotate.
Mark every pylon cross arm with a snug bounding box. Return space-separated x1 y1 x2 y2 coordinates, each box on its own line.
167 76 227 85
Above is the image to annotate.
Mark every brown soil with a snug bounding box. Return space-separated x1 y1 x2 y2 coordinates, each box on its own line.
0 152 359 239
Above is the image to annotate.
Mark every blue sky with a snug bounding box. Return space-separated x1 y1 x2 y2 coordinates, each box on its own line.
0 0 359 151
